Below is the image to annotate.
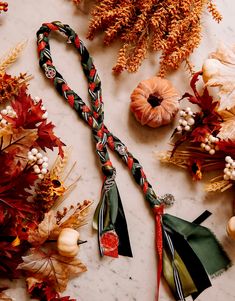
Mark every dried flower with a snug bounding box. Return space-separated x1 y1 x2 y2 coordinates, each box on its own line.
0 41 27 75
85 0 222 75
0 73 31 104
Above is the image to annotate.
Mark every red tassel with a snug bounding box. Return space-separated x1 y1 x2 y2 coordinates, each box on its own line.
153 205 164 301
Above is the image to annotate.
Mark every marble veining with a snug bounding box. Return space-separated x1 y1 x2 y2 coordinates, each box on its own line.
0 1 235 300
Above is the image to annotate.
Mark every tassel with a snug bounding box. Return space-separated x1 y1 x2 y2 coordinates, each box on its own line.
153 205 164 301
93 176 132 258
163 214 231 276
156 212 232 300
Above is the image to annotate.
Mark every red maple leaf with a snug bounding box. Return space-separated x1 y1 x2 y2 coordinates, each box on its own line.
5 87 46 129
36 121 65 157
217 140 235 157
0 165 39 228
173 72 222 151
182 72 219 113
0 241 26 278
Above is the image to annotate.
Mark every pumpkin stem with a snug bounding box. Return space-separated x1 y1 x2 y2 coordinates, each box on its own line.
147 94 163 107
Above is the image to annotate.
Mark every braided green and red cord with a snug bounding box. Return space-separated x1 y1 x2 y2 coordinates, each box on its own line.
36 22 230 301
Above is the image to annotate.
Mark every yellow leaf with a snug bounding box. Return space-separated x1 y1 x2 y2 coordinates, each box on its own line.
28 211 57 245
218 107 235 140
18 248 87 292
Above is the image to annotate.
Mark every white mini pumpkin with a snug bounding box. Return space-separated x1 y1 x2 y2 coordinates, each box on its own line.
57 228 80 257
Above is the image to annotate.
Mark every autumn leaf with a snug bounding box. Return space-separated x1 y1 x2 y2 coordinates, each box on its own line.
217 140 235 157
0 127 38 187
28 200 92 243
218 107 235 140
28 211 57 245
183 72 220 113
37 121 65 157
27 280 76 301
0 169 39 227
5 87 45 129
189 71 202 99
0 126 37 158
0 241 26 278
0 291 12 301
18 248 87 292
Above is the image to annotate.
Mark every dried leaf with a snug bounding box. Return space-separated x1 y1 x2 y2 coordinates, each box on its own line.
37 121 65 157
27 280 76 301
29 200 92 243
18 248 87 292
0 125 37 158
28 211 57 245
0 241 26 278
218 107 235 140
203 43 235 110
0 291 12 301
6 87 45 129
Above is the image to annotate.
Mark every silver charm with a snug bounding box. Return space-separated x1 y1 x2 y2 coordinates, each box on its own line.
116 145 127 156
45 66 56 79
157 193 175 207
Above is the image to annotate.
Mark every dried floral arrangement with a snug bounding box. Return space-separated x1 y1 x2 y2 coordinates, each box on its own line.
79 0 223 75
0 45 91 301
159 44 235 238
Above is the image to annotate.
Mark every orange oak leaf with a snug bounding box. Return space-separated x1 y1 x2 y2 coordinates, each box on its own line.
18 248 87 292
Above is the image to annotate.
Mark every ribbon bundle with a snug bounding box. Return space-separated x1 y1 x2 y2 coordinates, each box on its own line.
37 21 231 300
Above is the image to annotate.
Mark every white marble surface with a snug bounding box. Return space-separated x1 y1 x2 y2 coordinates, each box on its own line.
0 1 235 300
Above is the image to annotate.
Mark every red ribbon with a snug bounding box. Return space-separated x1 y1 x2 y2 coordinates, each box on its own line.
153 204 164 301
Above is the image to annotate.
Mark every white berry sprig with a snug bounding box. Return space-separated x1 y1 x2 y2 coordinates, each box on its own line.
0 105 17 127
200 134 219 155
177 107 195 133
224 156 235 181
27 148 49 179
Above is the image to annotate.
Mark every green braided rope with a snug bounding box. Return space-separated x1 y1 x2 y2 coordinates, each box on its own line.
37 21 175 258
37 21 171 207
36 21 232 301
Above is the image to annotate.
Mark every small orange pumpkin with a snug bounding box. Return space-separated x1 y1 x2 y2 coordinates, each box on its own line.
130 77 180 128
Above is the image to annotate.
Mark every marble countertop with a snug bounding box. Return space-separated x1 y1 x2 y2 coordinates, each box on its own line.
0 0 235 300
